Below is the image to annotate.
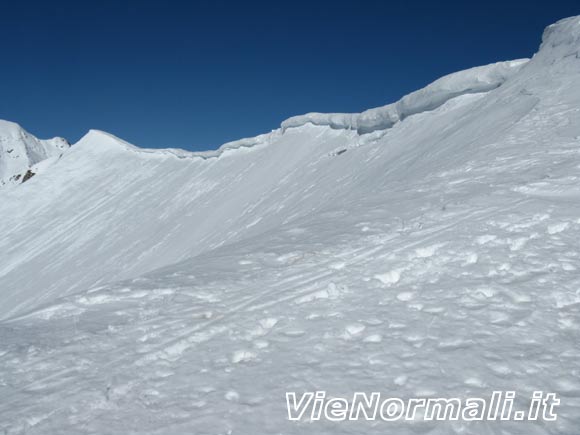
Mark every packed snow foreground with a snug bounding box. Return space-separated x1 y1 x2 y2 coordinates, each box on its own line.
1 16 580 435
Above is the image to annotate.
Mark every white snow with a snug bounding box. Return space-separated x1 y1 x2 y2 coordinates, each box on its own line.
1 15 580 435
0 120 69 188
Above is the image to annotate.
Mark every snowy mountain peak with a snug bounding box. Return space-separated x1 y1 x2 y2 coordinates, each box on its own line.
541 15 580 51
0 119 24 133
0 119 69 188
534 16 580 66
74 129 138 152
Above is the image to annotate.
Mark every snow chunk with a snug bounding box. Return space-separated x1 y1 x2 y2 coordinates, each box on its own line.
547 222 570 235
374 270 401 285
231 350 257 364
363 334 383 343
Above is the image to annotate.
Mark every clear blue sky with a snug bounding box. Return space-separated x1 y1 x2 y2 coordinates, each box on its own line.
1 0 578 151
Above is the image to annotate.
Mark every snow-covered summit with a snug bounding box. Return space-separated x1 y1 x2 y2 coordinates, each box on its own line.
539 15 580 58
74 129 143 153
0 120 69 188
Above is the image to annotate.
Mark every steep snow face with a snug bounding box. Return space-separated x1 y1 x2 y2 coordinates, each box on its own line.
0 120 69 188
0 123 358 318
281 59 529 134
1 16 580 435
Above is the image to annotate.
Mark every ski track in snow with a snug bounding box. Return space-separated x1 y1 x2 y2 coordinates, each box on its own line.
2 181 579 434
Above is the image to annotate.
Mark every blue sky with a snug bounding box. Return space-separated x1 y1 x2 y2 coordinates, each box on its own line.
1 0 578 151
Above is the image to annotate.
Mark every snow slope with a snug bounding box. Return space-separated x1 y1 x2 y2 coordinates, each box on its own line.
0 58 533 320
1 15 580 435
0 120 69 188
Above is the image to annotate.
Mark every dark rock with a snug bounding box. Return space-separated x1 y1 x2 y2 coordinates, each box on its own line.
22 169 35 183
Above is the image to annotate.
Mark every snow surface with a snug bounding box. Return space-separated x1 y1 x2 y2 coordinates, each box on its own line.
1 15 580 435
0 120 69 188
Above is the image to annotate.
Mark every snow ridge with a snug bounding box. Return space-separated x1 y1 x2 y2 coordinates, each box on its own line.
66 59 530 163
73 128 279 161
281 60 529 135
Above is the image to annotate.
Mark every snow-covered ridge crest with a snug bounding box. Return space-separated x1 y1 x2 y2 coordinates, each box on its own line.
72 60 529 161
535 16 580 65
541 16 580 51
74 127 278 161
281 59 529 135
0 120 69 188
